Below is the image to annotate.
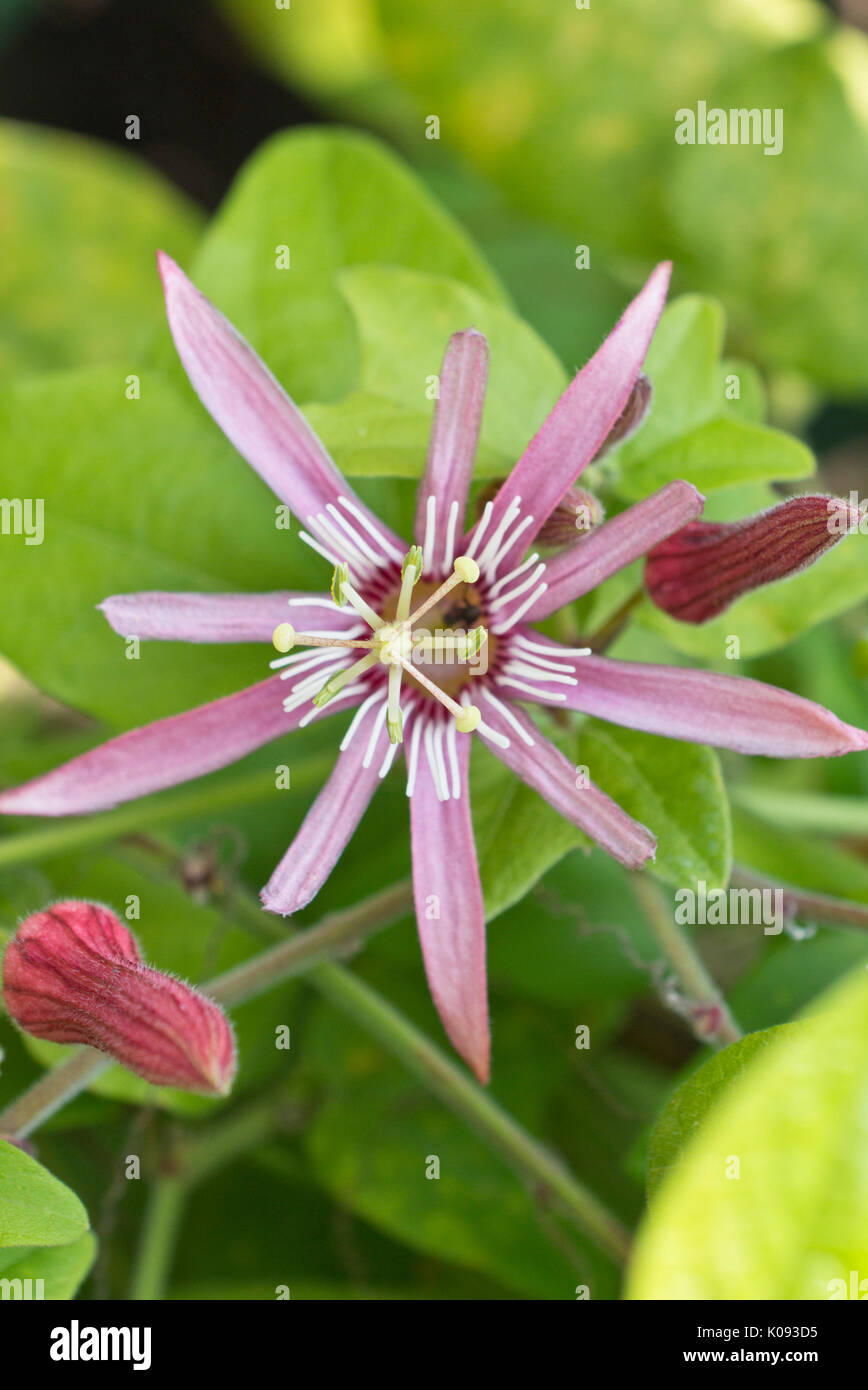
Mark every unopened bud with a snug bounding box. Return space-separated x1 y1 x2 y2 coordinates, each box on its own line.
1 902 237 1095
537 486 606 549
592 373 652 460
645 495 862 624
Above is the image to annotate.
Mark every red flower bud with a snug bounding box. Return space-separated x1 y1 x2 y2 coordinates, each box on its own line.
1 902 236 1095
591 372 653 460
536 486 606 548
644 495 861 623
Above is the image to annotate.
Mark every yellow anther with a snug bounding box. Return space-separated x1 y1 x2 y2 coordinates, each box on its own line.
453 555 479 584
455 704 481 733
272 622 296 653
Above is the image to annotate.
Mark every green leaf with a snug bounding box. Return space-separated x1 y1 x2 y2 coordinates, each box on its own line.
645 1028 790 1197
0 366 313 724
187 127 506 405
0 120 202 380
627 965 868 1298
306 263 566 479
0 1232 96 1299
667 38 868 394
619 416 814 499
0 1140 90 1248
580 721 732 889
303 1002 618 1298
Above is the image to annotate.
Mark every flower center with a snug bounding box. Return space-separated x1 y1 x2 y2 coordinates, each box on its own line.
271 548 489 744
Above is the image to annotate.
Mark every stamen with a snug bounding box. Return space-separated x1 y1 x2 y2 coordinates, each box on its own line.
312 651 378 707
403 555 480 629
272 621 372 655
396 545 424 623
299 682 367 728
401 657 481 734
461 691 510 749
387 664 403 744
332 564 384 631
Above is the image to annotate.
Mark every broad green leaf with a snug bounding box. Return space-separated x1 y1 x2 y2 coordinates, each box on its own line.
645 1028 790 1197
627 965 868 1298
0 366 314 724
580 721 732 889
667 38 868 394
303 1002 618 1298
617 417 813 500
308 264 566 478
0 1140 89 1248
187 127 506 405
0 1232 96 1299
732 786 868 838
732 809 868 906
0 121 202 380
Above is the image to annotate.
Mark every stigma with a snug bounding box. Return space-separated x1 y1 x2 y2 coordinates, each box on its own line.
271 549 487 745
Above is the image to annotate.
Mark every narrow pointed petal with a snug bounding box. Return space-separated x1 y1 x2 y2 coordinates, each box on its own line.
514 643 868 758
99 591 362 643
261 699 390 915
0 676 302 816
465 263 671 572
479 696 656 869
414 330 490 571
645 494 862 623
157 252 403 551
524 481 704 623
410 726 489 1082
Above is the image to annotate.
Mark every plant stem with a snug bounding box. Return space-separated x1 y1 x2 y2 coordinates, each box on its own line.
205 880 413 1007
308 957 632 1263
732 867 868 933
0 1047 111 1139
632 874 742 1047
0 881 412 1140
128 1176 186 1302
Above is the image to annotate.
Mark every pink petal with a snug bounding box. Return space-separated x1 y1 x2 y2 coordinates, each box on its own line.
516 646 868 758
410 724 490 1082
479 696 656 869
261 697 390 915
524 481 704 623
99 591 361 643
414 330 490 572
0 676 304 816
157 252 404 551
465 263 671 573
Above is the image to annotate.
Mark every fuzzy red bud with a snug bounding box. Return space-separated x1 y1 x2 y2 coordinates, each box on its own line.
1 902 236 1095
645 495 861 624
